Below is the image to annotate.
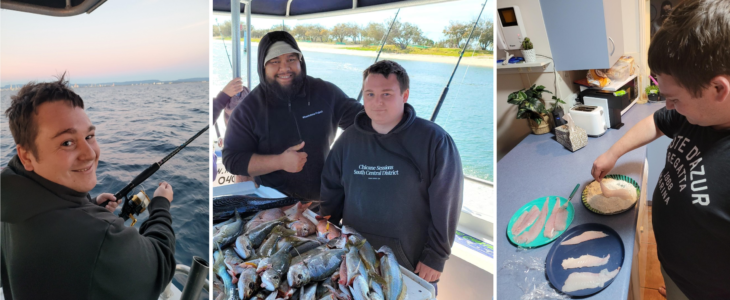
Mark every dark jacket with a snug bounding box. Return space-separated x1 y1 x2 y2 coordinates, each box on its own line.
222 31 363 200
0 156 176 300
319 104 464 273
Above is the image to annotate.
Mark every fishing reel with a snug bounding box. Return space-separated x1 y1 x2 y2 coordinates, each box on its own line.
119 189 151 226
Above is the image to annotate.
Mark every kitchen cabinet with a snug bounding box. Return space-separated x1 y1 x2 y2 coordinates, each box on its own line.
539 0 624 71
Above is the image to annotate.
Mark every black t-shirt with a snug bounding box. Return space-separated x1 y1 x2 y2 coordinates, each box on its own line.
653 107 730 299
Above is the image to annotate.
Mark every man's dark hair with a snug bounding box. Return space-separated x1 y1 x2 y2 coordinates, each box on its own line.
363 60 410 94
649 0 730 97
4 73 84 158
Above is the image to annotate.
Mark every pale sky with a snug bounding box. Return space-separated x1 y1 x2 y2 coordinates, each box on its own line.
213 0 492 42
1 0 209 85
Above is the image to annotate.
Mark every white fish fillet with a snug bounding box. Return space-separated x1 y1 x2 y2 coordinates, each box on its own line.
543 197 561 238
561 231 608 245
511 206 540 236
516 199 549 244
554 201 569 232
562 254 610 269
600 180 634 200
562 267 620 293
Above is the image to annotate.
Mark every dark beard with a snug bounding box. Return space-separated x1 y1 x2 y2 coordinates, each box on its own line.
268 73 305 101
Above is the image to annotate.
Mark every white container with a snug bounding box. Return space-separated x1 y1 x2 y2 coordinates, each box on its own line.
569 106 607 136
212 182 437 300
521 49 536 62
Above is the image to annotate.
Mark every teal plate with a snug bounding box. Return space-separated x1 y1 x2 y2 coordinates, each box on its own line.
507 196 575 248
582 174 641 215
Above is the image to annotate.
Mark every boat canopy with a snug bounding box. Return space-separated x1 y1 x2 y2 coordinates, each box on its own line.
1 0 107 17
212 0 452 19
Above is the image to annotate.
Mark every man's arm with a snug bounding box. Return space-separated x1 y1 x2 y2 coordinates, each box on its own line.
330 83 363 130
90 183 176 299
222 102 307 177
418 135 463 281
592 113 666 181
213 78 244 124
247 142 307 176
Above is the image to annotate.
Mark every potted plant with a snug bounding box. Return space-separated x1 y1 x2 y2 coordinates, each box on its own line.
521 37 536 63
507 84 553 135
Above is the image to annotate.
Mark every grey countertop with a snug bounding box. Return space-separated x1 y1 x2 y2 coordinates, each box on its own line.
496 102 665 299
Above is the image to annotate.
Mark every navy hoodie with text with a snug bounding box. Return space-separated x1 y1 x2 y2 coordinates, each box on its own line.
320 103 464 273
222 31 363 200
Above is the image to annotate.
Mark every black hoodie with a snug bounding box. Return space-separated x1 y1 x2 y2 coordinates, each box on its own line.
0 155 176 300
222 31 363 200
320 103 464 273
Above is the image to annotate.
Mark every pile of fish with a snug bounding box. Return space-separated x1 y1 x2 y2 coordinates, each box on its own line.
212 202 407 300
511 197 569 245
558 231 620 293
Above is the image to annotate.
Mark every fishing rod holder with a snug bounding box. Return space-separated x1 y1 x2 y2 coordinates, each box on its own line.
179 256 210 300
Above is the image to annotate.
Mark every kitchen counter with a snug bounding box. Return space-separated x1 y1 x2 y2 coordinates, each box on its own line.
496 102 665 299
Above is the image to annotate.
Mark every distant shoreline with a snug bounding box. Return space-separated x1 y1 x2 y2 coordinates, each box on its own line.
249 41 493 68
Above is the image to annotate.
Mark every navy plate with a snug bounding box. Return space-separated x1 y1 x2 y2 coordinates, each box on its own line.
545 223 625 297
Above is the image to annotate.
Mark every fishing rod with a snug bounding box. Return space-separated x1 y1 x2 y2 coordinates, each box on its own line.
102 125 209 225
215 18 233 70
430 0 488 122
356 9 400 102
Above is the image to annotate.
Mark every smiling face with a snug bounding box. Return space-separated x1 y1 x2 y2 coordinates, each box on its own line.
363 73 409 134
264 53 302 88
657 73 730 129
17 101 99 192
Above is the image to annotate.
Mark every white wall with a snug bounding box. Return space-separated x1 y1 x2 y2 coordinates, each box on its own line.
496 0 643 160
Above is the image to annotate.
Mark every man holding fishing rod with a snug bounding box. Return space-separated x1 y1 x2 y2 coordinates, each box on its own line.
223 31 363 208
1 76 177 299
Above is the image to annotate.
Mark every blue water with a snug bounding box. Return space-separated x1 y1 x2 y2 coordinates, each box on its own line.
211 42 494 181
1 82 209 289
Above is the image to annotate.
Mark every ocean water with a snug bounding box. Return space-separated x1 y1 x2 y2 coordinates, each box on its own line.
211 42 493 181
1 82 209 290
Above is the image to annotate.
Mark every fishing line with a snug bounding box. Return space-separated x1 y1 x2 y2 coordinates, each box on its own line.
215 18 233 70
441 24 487 124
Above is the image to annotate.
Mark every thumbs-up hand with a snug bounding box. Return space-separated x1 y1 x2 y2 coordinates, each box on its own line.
279 141 307 173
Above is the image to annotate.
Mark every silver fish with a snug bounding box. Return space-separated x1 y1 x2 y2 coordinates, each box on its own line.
377 246 406 300
345 246 368 285
213 249 240 300
236 219 288 259
349 274 370 300
260 244 293 291
238 265 260 299
214 211 244 248
288 249 347 288
300 283 318 300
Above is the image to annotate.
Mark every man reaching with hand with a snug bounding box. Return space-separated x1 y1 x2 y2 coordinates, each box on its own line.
592 1 730 298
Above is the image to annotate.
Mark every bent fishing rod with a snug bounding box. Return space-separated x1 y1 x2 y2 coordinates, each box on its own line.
430 0 488 122
102 125 209 225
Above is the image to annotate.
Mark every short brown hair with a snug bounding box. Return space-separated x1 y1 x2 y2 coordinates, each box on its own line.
5 74 84 158
363 60 410 94
648 0 730 97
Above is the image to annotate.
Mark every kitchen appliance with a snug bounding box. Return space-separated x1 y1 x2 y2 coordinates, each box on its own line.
578 89 627 129
497 6 527 50
569 105 607 136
